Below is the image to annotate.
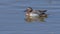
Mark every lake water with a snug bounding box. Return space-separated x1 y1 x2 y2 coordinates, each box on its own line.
0 0 60 34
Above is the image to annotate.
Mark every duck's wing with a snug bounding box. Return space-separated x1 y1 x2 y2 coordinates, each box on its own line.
32 10 41 14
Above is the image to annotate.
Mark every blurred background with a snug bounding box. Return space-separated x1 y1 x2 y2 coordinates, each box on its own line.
0 0 60 34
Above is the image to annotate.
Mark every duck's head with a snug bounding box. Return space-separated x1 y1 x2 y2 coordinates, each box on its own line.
24 7 33 12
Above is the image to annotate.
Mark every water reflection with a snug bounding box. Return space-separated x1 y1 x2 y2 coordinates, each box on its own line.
24 13 48 22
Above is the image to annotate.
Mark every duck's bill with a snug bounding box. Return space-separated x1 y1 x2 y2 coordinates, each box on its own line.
24 10 27 12
24 9 28 12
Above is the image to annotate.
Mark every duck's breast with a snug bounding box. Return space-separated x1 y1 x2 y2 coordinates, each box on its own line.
30 13 39 17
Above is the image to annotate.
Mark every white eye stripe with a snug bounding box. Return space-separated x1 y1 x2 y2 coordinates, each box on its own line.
27 8 31 9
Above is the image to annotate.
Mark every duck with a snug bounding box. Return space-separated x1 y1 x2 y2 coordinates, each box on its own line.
24 7 47 18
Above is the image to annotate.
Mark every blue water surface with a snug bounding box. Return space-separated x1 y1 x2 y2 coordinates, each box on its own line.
0 0 60 34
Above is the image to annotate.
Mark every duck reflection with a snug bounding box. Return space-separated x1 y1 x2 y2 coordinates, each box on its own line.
39 13 48 22
25 13 48 22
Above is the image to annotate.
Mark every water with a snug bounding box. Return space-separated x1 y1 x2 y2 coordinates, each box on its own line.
0 0 60 34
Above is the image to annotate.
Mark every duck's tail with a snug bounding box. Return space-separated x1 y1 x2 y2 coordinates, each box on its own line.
38 10 47 13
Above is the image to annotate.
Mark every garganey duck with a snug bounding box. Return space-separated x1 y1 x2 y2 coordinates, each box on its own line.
24 7 47 18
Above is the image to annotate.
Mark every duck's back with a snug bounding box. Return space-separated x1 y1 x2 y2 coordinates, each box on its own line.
32 10 41 14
